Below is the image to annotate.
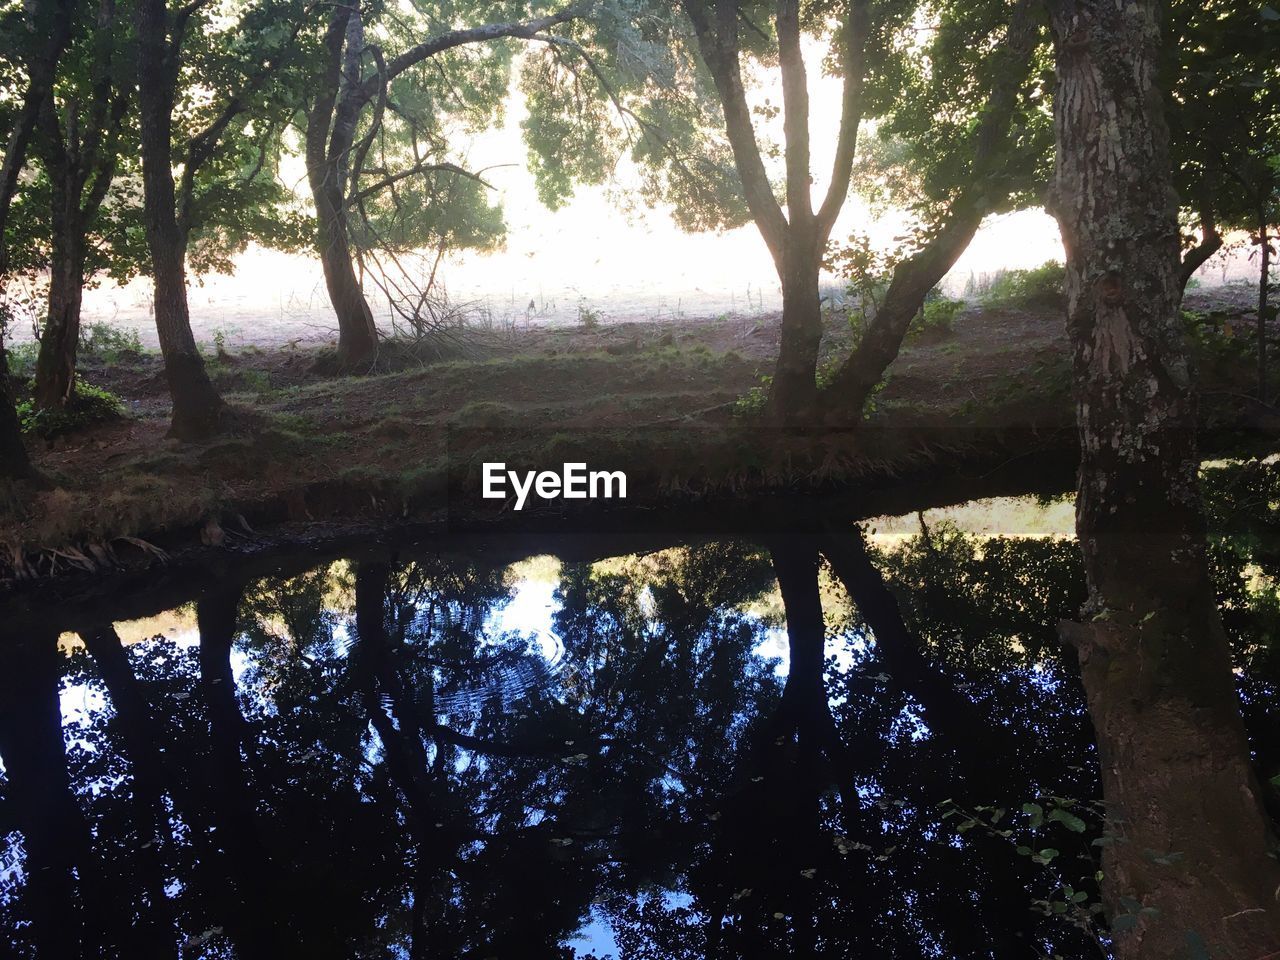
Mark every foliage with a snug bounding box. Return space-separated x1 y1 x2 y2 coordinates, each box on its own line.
848 0 1054 228
912 291 965 339
78 322 143 363
17 376 123 437
969 260 1065 308
576 299 603 330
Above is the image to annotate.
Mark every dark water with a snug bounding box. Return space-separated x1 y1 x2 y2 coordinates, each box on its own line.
2 463 1279 959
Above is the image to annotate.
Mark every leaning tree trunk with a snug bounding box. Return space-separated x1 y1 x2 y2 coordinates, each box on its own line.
305 2 379 371
313 178 379 368
33 222 85 410
135 0 225 440
1048 1 1280 956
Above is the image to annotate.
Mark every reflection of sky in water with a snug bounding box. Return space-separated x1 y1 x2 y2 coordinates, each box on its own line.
0 536 1110 959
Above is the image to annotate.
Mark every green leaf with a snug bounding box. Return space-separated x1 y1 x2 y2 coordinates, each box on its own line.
1048 808 1087 833
1022 803 1044 828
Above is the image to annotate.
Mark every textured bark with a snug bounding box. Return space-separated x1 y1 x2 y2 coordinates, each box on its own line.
1048 1 1280 955
34 229 85 410
135 0 226 439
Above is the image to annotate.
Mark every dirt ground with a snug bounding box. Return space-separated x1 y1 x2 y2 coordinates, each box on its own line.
1 285 1271 583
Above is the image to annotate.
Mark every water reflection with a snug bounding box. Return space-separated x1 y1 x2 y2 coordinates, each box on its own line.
2 463 1278 958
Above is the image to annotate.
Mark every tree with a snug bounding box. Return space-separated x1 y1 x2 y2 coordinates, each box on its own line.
522 0 1045 424
0 0 73 480
134 0 307 438
1167 0 1280 391
30 0 131 411
302 2 587 369
1046 0 1280 954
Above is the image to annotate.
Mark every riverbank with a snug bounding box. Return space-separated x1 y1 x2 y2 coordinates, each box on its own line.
2 286 1273 587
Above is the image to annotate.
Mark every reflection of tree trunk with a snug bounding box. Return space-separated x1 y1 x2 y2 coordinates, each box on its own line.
83 626 178 959
197 586 284 960
0 632 102 956
820 530 998 756
1048 1 1280 954
353 562 443 960
819 528 1048 956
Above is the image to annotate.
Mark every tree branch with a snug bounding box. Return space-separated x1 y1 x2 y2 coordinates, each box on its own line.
777 0 814 228
681 0 789 263
815 0 871 241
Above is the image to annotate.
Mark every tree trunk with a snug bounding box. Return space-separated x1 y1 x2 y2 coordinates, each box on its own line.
1260 216 1271 405
0 630 108 956
0 337 34 481
196 585 287 960
81 625 180 960
315 188 378 368
33 226 85 410
305 2 379 371
819 207 985 421
135 0 225 439
768 245 824 422
1048 1 1280 955
0 0 75 481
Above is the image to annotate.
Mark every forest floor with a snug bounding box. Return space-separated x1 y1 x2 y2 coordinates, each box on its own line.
2 283 1275 583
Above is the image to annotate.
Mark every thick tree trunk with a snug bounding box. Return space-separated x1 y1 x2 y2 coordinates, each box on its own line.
0 338 34 481
0 0 74 481
1048 1 1280 955
135 0 225 439
34 228 85 410
768 246 824 423
315 187 378 368
0 631 107 956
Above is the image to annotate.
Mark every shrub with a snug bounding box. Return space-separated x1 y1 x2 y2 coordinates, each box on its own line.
577 300 603 330
968 261 1066 308
79 322 144 362
911 291 964 339
18 377 124 437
